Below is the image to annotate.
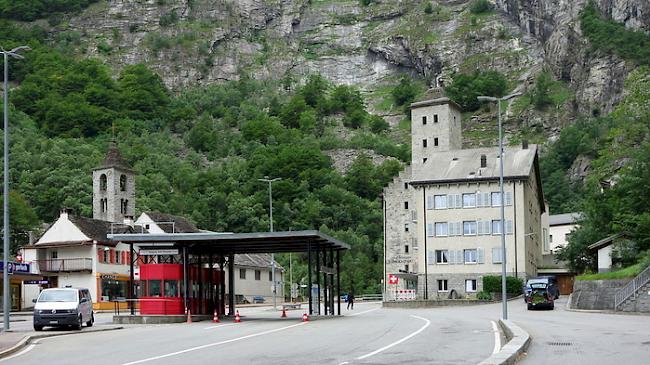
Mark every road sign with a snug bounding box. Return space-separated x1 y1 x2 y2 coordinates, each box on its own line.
0 261 30 274
388 274 398 285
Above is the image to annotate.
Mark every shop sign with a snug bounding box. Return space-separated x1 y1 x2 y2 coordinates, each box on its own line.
100 274 118 280
139 249 179 256
0 262 31 274
24 280 49 285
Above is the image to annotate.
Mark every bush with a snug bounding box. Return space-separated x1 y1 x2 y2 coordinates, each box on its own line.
469 0 493 14
445 70 507 111
477 291 492 300
369 115 389 134
531 71 554 110
391 75 419 106
483 275 523 295
424 2 433 14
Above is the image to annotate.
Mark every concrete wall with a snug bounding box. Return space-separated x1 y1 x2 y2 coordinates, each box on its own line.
620 283 650 312
570 279 630 310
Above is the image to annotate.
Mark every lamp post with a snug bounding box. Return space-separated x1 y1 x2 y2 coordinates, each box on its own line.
2 45 30 331
477 92 521 321
258 176 281 310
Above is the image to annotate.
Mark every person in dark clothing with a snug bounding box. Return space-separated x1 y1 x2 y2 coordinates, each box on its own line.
347 292 354 310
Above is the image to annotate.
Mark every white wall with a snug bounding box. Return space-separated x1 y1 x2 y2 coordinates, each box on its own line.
549 223 578 252
36 213 89 244
598 246 613 273
225 267 285 303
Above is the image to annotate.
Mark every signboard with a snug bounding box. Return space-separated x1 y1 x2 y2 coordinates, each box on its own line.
388 255 413 264
0 261 31 274
396 289 416 301
24 280 49 285
139 249 179 256
388 274 398 285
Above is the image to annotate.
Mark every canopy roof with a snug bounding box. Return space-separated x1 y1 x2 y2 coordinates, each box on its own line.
107 230 350 254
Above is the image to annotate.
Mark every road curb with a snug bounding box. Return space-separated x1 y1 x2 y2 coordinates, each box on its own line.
477 320 531 365
0 326 124 359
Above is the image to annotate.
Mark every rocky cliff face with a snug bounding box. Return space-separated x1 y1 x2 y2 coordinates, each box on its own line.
496 0 650 115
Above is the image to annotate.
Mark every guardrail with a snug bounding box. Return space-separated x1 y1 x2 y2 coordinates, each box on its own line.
34 258 93 272
358 294 383 301
614 265 650 310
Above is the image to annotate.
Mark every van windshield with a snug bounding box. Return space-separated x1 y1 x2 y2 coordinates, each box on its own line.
38 290 77 302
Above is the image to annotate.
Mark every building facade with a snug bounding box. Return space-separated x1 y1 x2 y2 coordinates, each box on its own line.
384 92 545 300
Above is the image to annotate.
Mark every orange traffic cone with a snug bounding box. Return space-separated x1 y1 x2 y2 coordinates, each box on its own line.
281 308 287 318
213 310 220 323
186 309 192 324
302 313 309 322
234 310 241 323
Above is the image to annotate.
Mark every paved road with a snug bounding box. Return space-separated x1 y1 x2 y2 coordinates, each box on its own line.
1 299 648 365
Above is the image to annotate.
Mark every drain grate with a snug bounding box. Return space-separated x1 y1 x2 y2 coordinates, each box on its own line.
547 342 573 346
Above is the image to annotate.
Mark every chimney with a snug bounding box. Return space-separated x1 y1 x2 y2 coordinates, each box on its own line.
480 154 487 168
60 208 74 216
522 140 529 149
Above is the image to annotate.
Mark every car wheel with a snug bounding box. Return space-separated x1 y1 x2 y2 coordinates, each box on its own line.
33 325 43 332
74 315 83 330
86 313 94 327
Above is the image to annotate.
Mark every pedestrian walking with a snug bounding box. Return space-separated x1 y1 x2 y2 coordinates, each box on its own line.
347 292 354 310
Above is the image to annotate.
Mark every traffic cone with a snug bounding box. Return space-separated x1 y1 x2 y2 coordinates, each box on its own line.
212 310 220 323
186 309 192 324
302 313 309 322
234 310 241 323
281 308 287 318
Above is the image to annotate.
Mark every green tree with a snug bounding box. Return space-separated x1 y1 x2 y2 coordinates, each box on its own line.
118 64 170 120
391 75 418 106
0 191 39 252
446 70 507 111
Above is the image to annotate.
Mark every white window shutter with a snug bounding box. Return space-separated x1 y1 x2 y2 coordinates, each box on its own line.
505 191 513 206
448 250 455 264
477 248 484 263
427 223 433 237
427 196 434 209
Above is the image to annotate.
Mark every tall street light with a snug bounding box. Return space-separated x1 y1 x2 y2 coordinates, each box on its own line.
477 92 521 321
258 176 281 310
2 45 30 331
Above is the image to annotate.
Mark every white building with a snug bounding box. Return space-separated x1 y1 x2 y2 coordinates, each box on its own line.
22 144 284 309
384 90 546 300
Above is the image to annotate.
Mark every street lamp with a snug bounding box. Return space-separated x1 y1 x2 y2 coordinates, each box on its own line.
258 176 281 310
477 92 522 321
2 45 30 331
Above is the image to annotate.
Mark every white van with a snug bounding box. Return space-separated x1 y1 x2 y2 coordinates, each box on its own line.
33 287 94 331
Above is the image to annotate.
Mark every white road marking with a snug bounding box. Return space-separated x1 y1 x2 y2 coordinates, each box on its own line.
121 322 308 365
355 315 430 360
0 338 43 362
203 323 237 330
347 307 380 317
491 321 501 354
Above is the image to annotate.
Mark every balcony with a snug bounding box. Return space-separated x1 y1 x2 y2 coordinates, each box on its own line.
35 258 93 273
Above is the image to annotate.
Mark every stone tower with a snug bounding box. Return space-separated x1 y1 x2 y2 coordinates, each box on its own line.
92 142 135 222
409 88 462 172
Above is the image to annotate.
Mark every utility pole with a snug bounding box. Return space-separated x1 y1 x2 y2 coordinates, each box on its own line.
258 176 281 310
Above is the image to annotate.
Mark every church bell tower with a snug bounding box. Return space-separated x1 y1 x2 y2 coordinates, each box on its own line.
92 142 135 222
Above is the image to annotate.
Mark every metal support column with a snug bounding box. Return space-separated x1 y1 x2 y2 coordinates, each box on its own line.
208 253 213 313
316 245 321 315
228 253 235 316
219 255 226 316
129 243 135 315
323 248 328 315
336 250 341 315
308 240 312 315
330 248 334 316
197 253 203 314
183 246 189 312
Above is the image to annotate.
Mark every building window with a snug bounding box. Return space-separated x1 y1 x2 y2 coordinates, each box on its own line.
492 247 503 264
404 264 409 272
404 201 409 209
438 279 448 292
491 192 502 207
255 270 261 280
422 116 427 125
462 193 476 208
434 138 439 146
463 221 477 236
465 279 477 292
435 222 448 237
435 250 448 264
434 114 439 123
100 174 107 191
434 195 447 209
405 245 409 254
269 271 273 281
423 158 428 164
477 220 491 235
404 183 408 190
449 221 462 236
120 174 127 191
549 234 553 243
239 269 246 280
423 139 428 148
404 223 409 232
51 250 58 259
464 249 478 264
492 220 502 235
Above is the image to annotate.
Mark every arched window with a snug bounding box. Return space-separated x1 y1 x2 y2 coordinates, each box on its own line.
100 174 107 191
120 174 127 191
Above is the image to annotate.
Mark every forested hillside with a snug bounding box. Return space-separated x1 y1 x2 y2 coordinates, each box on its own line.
1 0 649 288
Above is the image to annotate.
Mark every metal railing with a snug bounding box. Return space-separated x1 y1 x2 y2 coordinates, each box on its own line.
34 258 93 272
614 265 650 310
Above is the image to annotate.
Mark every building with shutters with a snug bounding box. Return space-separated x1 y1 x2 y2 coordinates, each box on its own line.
383 89 545 300
21 143 283 310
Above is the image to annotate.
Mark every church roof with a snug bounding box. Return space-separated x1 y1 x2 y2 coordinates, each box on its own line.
143 212 200 233
93 142 134 172
68 215 136 243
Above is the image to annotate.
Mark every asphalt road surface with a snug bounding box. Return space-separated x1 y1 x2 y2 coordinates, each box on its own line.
1 299 648 365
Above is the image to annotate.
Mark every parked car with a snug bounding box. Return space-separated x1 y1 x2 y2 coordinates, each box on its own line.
33 287 94 331
523 276 560 301
525 282 555 310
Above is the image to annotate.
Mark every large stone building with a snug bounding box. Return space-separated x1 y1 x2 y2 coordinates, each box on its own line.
384 91 545 300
